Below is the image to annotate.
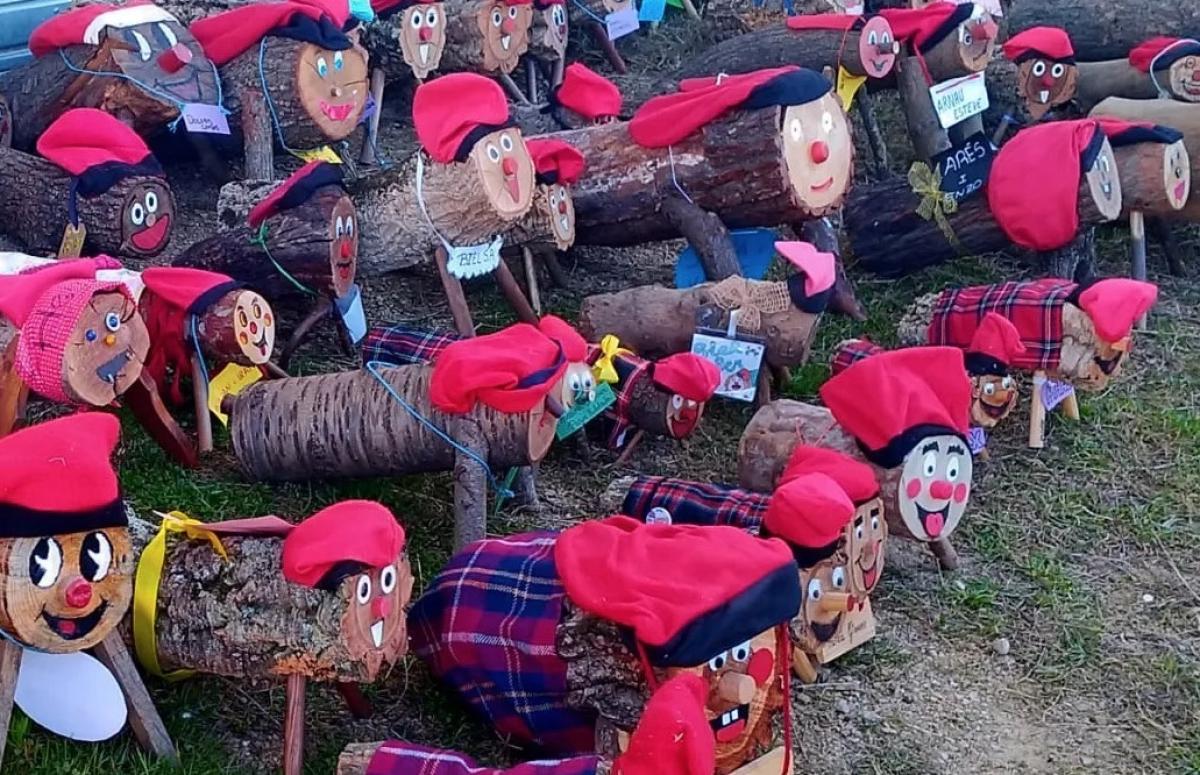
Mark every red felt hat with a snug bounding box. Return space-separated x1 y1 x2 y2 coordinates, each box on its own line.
430 323 567 414
248 161 344 227
763 472 854 550
776 241 835 299
778 444 880 504
555 515 799 666
1075 279 1158 342
190 0 351 66
1095 117 1184 147
29 2 179 57
0 258 113 327
536 315 587 363
554 63 622 121
282 500 406 589
371 0 436 17
613 674 715 775
0 413 125 538
526 139 586 186
651 353 720 402
965 312 1026 375
786 13 862 31
413 74 510 164
819 347 971 469
987 119 1106 251
37 109 159 195
1129 36 1200 72
878 2 976 52
1002 26 1074 63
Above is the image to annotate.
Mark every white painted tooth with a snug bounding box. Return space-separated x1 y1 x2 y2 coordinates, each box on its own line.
501 34 511 50
371 620 384 648
420 43 429 64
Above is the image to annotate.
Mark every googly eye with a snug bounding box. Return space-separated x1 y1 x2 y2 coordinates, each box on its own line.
85 329 97 342
732 640 751 662
671 394 683 410
81 532 113 582
983 382 996 396
356 574 372 604
1032 61 1046 77
317 56 329 77
568 373 581 391
946 456 961 482
145 191 158 213
1051 63 1065 78
380 564 397 594
581 373 594 392
807 578 823 601
410 9 423 27
426 7 439 24
334 51 344 70
158 23 178 48
486 143 501 162
130 202 145 226
821 111 833 134
500 133 514 152
707 651 728 671
491 8 503 25
789 117 803 142
104 311 121 332
1002 376 1014 390
29 537 62 589
922 451 937 477
832 566 846 589
131 30 152 61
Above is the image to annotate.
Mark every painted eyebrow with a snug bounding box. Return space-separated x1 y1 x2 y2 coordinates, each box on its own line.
947 444 966 456
921 441 939 454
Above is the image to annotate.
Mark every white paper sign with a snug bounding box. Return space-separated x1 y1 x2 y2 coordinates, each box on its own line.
957 0 1001 16
605 8 639 41
446 235 503 279
336 283 367 344
690 332 765 403
930 72 989 129
181 103 231 135
16 650 127 741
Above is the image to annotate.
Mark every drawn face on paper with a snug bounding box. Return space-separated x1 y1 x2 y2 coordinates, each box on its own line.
956 10 997 71
477 1 533 73
233 290 275 364
970 374 1017 427
1016 58 1077 120
470 128 536 219
1060 303 1130 390
398 2 446 80
120 180 174 256
0 527 133 652
66 291 150 406
540 184 575 249
845 497 885 596
666 393 704 439
896 435 972 541
794 557 855 652
1162 140 1191 209
1168 55 1200 101
329 195 358 297
297 42 369 141
781 93 853 214
539 3 569 57
859 16 898 79
1084 138 1123 220
558 362 596 409
0 95 11 148
340 554 414 675
105 19 220 106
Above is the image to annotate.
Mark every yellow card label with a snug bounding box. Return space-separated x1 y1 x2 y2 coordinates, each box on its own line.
58 222 86 258
291 145 342 164
836 66 868 113
207 363 264 426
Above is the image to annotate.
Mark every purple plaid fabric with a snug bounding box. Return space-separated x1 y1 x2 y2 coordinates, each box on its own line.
362 324 461 366
622 476 769 535
408 532 596 756
366 742 599 775
585 343 652 450
830 340 885 376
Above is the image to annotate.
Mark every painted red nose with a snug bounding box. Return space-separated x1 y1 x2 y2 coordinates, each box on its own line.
65 578 93 609
502 157 517 175
372 597 391 618
250 322 259 335
419 26 432 41
557 200 567 214
1040 73 1056 87
972 19 998 40
929 480 953 500
501 17 515 33
340 241 352 258
157 43 192 73
810 140 830 164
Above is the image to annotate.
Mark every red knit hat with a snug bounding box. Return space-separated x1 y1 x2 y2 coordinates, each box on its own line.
29 2 179 57
965 312 1026 376
190 0 352 66
613 674 715 775
1129 36 1200 72
37 109 161 196
526 139 586 186
1075 279 1158 342
430 323 568 414
651 353 720 402
1002 26 1074 63
413 74 511 164
987 119 1107 251
763 472 854 556
779 445 879 504
536 315 587 363
555 515 799 666
248 161 344 227
776 241 836 313
282 500 406 590
878 2 979 52
0 413 125 538
819 347 971 469
554 63 622 121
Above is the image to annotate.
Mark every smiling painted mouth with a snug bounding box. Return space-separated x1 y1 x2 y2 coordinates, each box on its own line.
710 703 749 743
321 100 356 122
980 397 1013 419
811 614 842 643
858 542 882 591
336 259 354 279
252 333 270 358
1175 180 1188 202
156 68 203 103
914 503 947 538
370 619 384 648
131 214 170 252
1094 352 1123 375
41 600 108 640
96 350 133 386
667 405 699 438
504 175 522 203
811 177 834 192
1182 81 1200 96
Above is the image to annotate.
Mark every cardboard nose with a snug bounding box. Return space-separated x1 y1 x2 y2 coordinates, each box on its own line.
65 578 93 609
157 43 192 73
717 672 756 704
419 26 432 41
810 140 830 164
502 157 517 175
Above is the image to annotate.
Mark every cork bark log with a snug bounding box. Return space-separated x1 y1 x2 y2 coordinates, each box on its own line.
1005 0 1200 62
671 26 893 82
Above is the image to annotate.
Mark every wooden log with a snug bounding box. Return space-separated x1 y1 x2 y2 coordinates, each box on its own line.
0 145 175 258
500 181 576 252
437 0 534 75
1111 138 1192 217
529 1 569 63
897 54 950 162
1005 0 1200 62
360 2 449 83
983 55 1078 129
91 634 178 762
1073 58 1200 112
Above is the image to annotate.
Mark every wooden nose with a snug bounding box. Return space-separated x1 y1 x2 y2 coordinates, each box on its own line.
718 672 756 705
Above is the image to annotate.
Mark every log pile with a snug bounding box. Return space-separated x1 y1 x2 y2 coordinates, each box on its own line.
1005 0 1200 62
360 3 448 83
437 0 533 75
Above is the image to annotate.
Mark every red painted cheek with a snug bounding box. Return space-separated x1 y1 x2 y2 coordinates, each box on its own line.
747 648 774 686
953 483 969 503
905 478 921 499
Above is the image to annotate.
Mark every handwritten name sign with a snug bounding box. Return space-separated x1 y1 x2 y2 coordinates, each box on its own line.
929 72 989 129
181 103 231 135
446 236 503 279
690 331 764 402
933 132 995 204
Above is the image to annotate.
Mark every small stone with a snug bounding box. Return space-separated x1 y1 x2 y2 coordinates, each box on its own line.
861 709 883 726
1142 593 1155 604
992 637 1011 656
834 698 852 716
180 711 193 720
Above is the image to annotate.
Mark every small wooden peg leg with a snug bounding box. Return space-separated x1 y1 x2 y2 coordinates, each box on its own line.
588 22 627 73
614 429 646 467
791 647 818 683
435 247 475 337
1061 390 1080 422
1129 210 1149 330
526 59 539 103
124 373 198 468
493 259 539 324
500 73 531 105
278 298 335 370
0 639 23 769
92 634 178 761
542 251 570 288
754 368 773 410
552 55 565 87
929 538 959 571
335 682 373 719
514 465 541 511
283 674 307 775
359 68 386 166
1028 370 1047 449
450 417 488 549
522 247 543 316
191 354 214 454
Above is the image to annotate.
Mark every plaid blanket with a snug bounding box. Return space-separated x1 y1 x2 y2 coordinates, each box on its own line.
408 532 596 756
362 324 460 366
830 339 885 376
586 344 654 450
928 279 1076 371
621 476 769 535
366 742 598 775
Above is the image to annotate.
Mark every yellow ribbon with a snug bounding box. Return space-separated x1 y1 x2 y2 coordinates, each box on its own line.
592 335 633 385
908 162 965 255
133 511 229 681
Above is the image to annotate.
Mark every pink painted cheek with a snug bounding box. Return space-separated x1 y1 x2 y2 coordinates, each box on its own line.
953 483 969 504
905 478 921 499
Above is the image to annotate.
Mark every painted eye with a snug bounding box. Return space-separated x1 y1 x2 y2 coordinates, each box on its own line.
1032 61 1046 77
1051 63 1065 78
379 564 397 594
881 32 891 44
508 5 518 17
807 578 823 601
491 8 503 25
867 30 878 45
1002 376 1014 390
549 191 558 206
131 30 152 61
552 6 564 23
81 532 113 582
922 451 938 477
335 215 345 237
410 9 423 27
345 217 354 236
130 202 145 226
871 516 880 531
158 22 178 48
334 51 344 70
1100 156 1111 172
317 56 329 77
426 7 439 24
29 537 63 588
568 373 581 391
832 566 846 589
85 329 97 342
946 456 961 482
252 302 263 318
104 311 121 332
500 133 514 152
671 394 683 410
961 29 973 46
558 186 567 200
821 111 833 134
145 191 158 213
789 117 802 141
355 574 372 604
581 373 594 393
486 143 501 162
707 651 728 671
731 640 751 662
983 382 996 396
854 523 865 541
239 310 248 327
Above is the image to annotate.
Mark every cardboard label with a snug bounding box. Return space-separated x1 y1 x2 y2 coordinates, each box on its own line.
446 235 503 279
605 8 639 40
815 597 877 663
690 331 765 403
207 364 264 426
929 72 989 129
836 65 868 113
181 103 231 135
638 0 665 22
336 283 367 344
932 131 995 204
292 145 343 164
1041 379 1075 411
554 382 616 440
57 223 86 258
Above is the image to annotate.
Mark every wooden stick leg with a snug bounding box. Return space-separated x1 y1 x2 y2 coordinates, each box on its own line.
264 361 291 379
451 417 488 549
334 682 373 720
754 368 772 410
588 21 628 74
279 298 335 370
771 365 791 394
283 674 306 775
801 218 865 321
494 259 539 324
1129 211 1149 331
240 87 274 181
0 639 23 770
191 355 214 454
661 195 740 281
359 68 386 166
855 89 890 176
1061 390 1080 421
526 58 539 104
92 634 178 761
679 0 701 19
522 247 543 316
791 647 818 683
552 56 565 87
435 247 476 337
1029 371 1047 449
928 537 959 571
514 465 542 512
1147 215 1186 276
499 73 531 106
542 251 570 288
124 373 198 469
614 429 646 467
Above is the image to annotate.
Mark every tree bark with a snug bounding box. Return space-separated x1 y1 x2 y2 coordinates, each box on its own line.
336 744 377 775
439 0 532 75
897 55 950 163
670 25 894 83
1111 140 1191 217
1006 0 1200 62
1074 59 1163 112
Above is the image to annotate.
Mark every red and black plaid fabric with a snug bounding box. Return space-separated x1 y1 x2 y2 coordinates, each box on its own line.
927 279 1076 371
622 476 769 535
408 532 596 757
362 324 460 366
586 344 654 450
830 339 885 376
365 742 598 775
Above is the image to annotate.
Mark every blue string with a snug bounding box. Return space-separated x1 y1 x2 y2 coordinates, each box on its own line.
189 315 210 394
569 0 606 24
257 38 304 155
363 360 514 498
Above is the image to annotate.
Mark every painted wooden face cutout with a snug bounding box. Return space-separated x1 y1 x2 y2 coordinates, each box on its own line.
538 4 569 57
340 554 414 675
1017 58 1077 120
1169 55 1200 101
120 180 174 256
796 558 853 652
558 363 596 409
477 1 533 73
541 184 575 249
297 43 369 141
233 290 275 364
859 17 897 79
1163 140 1192 210
970 374 1017 427
781 93 853 214
955 10 997 71
897 434 972 541
666 393 704 438
105 21 220 107
329 195 358 298
469 128 536 219
1085 138 1123 220
0 527 133 652
68 292 151 406
399 3 446 80
1060 303 1129 390
845 497 885 596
